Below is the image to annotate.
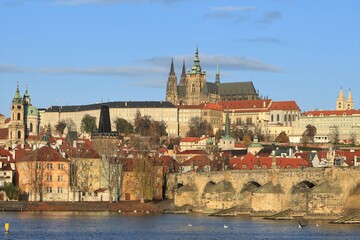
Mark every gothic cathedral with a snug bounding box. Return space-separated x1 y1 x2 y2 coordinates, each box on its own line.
166 47 259 105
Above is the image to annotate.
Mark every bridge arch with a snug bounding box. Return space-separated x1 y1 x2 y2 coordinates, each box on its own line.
289 180 316 212
345 182 360 210
237 181 262 209
201 181 236 209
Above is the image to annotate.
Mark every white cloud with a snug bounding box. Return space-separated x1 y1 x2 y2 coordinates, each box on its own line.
0 64 30 73
206 5 255 20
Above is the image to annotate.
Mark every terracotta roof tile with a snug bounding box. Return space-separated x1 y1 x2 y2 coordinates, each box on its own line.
218 99 272 110
304 109 360 117
269 101 300 111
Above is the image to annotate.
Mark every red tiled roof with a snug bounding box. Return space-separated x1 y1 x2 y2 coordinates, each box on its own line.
229 152 308 170
235 143 246 149
0 128 8 140
269 101 300 111
218 99 272 110
177 105 202 109
0 113 4 117
0 149 14 162
180 137 202 143
176 150 207 155
304 109 360 117
17 146 69 162
181 155 212 169
4 118 10 124
199 103 222 111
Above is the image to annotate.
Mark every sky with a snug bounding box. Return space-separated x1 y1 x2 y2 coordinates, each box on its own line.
0 0 359 117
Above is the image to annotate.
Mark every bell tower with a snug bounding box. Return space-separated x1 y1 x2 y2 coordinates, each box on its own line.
336 87 346 110
8 83 25 145
346 89 354 110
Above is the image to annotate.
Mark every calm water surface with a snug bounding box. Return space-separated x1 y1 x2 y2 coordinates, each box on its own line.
1 211 359 240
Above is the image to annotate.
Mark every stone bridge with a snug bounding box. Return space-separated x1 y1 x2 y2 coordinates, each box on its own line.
166 167 360 215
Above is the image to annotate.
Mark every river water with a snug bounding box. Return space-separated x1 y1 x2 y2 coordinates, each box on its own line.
0 211 359 240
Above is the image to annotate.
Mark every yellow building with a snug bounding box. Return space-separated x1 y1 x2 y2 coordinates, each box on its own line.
16 146 70 201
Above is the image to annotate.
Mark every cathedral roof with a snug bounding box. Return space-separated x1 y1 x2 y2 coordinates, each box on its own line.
26 105 39 116
218 82 256 96
204 82 218 94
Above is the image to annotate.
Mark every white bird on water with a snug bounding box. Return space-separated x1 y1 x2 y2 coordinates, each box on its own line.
188 223 192 227
224 224 228 229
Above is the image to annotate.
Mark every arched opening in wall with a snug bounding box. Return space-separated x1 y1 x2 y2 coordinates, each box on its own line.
17 113 21 120
238 181 261 209
290 180 316 212
30 123 33 133
345 182 360 210
176 183 184 189
17 131 21 139
201 181 236 209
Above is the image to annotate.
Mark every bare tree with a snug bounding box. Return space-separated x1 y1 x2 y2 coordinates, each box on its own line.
93 138 123 202
330 125 340 146
64 118 76 131
349 132 357 146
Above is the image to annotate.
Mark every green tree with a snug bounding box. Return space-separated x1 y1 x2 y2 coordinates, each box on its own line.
55 120 67 135
3 182 19 200
134 111 152 136
114 118 133 135
81 114 97 133
275 131 289 143
305 125 317 143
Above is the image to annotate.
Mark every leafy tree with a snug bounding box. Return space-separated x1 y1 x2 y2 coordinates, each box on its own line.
134 111 152 136
150 120 167 137
114 118 133 135
215 128 225 140
3 182 19 200
81 114 97 133
55 120 67 135
275 131 289 143
301 131 309 146
243 134 252 147
186 117 213 137
305 125 317 143
349 132 357 146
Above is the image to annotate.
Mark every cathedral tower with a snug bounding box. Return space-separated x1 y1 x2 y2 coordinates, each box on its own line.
179 60 187 87
185 46 207 105
215 61 220 86
165 58 178 105
23 87 40 138
8 83 25 145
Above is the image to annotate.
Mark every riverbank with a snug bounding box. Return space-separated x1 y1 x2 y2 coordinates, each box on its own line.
0 200 174 213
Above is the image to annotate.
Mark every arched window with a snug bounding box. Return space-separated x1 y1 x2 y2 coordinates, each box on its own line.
17 112 21 120
284 115 287 122
192 84 195 93
277 114 280 122
30 123 33 133
17 131 21 139
289 114 291 122
271 114 274 122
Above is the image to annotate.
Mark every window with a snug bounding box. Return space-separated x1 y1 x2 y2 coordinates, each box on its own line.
17 112 21 120
271 115 274 122
58 164 64 170
242 164 247 168
47 163 53 170
17 131 21 139
284 115 287 122
58 175 63 181
277 114 280 122
192 84 195 93
47 187 52 193
57 187 63 193
47 175 52 181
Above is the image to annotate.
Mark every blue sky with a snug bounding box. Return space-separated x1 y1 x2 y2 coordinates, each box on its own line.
0 0 359 117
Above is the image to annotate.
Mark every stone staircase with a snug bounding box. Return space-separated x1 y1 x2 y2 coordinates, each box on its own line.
330 209 360 224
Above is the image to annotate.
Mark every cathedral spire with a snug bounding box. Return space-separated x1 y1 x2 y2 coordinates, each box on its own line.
346 88 354 110
180 60 187 86
191 45 202 74
347 88 353 102
337 87 344 100
215 60 220 85
170 58 175 75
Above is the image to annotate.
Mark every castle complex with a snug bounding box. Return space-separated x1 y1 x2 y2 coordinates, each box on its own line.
166 47 259 105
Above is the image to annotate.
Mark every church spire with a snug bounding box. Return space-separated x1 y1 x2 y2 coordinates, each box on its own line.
180 60 187 86
346 88 354 110
170 58 175 75
225 109 230 137
215 60 220 85
337 87 344 100
13 82 22 104
336 87 346 110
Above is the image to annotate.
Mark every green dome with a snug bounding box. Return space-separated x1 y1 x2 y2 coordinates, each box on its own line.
27 105 38 116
